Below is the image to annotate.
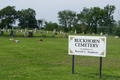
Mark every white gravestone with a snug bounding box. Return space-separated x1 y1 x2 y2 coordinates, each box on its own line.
8 29 9 32
47 31 49 33
74 30 76 34
60 30 62 34
25 29 28 33
100 32 103 36
71 31 73 34
34 28 37 33
3 28 4 32
6 26 8 32
53 29 56 33
23 32 27 37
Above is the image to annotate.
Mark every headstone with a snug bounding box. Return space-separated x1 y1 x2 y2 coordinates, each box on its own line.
92 32 95 35
71 31 73 34
21 30 23 33
115 36 119 39
53 29 56 33
29 32 33 37
6 29 8 32
6 26 8 32
62 33 67 38
60 30 62 34
10 30 14 36
42 35 46 37
83 32 84 34
25 29 27 33
8 29 9 32
105 34 108 36
23 32 27 37
74 30 76 34
34 28 37 33
52 35 55 37
100 32 103 35
3 28 4 32
1 31 4 34
47 31 49 33
55 33 57 35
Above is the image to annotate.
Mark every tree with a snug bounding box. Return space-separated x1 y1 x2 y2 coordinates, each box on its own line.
99 4 116 34
44 21 58 31
77 5 116 34
77 7 102 33
17 8 37 29
0 6 17 28
37 19 43 29
58 10 77 31
112 21 120 36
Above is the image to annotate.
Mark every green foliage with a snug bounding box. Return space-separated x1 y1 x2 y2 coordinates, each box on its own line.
17 8 38 29
0 6 17 28
58 10 77 29
44 21 58 31
72 24 82 33
77 5 115 34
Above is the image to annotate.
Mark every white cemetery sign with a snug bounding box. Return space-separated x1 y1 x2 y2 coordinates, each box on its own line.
68 35 106 57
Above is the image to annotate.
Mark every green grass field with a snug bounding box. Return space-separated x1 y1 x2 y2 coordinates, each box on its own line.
0 31 120 80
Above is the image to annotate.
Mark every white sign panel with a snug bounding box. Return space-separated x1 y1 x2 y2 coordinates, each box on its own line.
68 35 106 57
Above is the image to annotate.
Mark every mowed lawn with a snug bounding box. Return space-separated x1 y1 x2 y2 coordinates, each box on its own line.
0 31 120 80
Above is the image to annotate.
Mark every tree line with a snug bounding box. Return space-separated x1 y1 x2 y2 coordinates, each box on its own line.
0 5 120 36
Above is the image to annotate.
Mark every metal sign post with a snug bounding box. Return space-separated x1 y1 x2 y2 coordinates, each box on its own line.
99 57 102 78
72 55 74 74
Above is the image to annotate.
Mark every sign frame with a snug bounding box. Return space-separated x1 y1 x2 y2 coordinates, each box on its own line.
68 35 106 57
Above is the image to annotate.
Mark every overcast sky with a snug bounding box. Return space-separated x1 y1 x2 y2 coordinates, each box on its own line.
1 0 120 25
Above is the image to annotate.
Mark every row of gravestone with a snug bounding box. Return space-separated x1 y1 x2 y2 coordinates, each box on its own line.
1 28 74 35
0 28 113 36
0 28 118 39
0 28 39 33
1 30 67 38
